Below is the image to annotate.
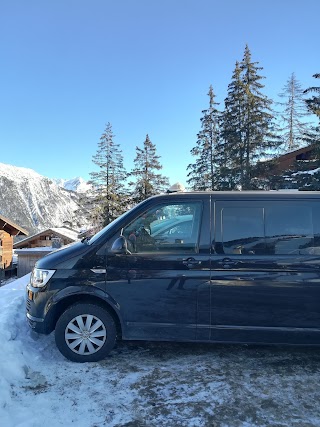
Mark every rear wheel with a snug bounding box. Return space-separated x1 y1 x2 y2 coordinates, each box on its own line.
55 303 117 362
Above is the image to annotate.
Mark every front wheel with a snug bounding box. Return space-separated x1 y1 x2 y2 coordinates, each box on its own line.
55 303 117 362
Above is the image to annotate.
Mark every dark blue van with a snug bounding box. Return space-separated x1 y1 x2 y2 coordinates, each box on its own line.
26 191 320 362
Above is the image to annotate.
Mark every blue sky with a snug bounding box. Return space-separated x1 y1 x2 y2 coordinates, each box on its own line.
1 0 319 187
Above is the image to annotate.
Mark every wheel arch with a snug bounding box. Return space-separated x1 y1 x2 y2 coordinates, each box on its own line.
47 294 123 339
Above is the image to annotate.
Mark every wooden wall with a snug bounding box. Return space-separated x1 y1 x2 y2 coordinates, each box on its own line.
0 231 13 269
17 250 52 277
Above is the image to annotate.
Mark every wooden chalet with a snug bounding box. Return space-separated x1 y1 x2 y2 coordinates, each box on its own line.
13 227 79 249
0 214 28 270
272 144 317 174
13 227 80 277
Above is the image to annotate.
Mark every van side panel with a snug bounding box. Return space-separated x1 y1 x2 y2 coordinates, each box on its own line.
210 198 320 344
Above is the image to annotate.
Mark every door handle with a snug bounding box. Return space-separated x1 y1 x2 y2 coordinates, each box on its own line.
182 258 202 268
218 258 236 268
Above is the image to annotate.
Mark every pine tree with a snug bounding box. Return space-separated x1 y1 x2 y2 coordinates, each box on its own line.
221 46 280 190
220 61 245 189
240 45 280 189
187 85 221 190
290 73 320 189
89 122 127 228
277 73 312 151
129 134 169 203
301 74 320 161
304 73 320 120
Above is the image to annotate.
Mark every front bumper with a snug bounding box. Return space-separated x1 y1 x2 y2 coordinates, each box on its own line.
26 284 53 334
26 312 46 333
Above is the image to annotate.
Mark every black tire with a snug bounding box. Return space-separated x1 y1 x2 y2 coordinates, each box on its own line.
55 303 117 363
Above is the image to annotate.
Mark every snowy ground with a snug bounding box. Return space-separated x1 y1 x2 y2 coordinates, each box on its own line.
1 276 320 427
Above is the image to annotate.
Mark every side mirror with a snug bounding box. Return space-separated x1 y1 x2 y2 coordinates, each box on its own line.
110 236 131 255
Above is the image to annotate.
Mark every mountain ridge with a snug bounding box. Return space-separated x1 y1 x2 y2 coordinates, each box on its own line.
54 176 91 193
0 163 90 235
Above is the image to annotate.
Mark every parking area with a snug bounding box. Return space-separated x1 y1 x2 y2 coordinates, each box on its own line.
19 337 320 427
2 280 320 427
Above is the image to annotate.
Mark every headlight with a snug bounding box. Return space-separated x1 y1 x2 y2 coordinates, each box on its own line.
30 268 55 288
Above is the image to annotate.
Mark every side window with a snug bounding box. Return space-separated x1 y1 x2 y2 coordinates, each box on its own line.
219 203 315 256
221 207 265 255
265 205 313 255
123 202 202 253
312 205 320 254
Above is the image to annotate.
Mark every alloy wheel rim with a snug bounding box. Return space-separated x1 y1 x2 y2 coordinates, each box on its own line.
65 314 107 355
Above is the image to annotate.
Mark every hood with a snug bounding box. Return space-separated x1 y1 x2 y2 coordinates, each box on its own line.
35 241 93 270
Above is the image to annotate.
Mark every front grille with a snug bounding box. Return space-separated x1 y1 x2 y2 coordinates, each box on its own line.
26 299 31 312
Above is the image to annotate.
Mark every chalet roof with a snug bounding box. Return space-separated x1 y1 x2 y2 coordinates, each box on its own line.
13 227 79 249
50 227 80 241
14 247 53 255
0 214 28 236
276 144 316 161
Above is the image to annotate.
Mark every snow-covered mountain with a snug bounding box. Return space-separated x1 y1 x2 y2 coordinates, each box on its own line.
0 163 90 234
54 177 91 193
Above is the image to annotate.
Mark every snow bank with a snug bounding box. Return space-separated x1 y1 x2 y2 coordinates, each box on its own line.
0 274 30 426
0 274 59 427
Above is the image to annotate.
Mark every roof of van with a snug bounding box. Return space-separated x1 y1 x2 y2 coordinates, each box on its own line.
154 190 320 200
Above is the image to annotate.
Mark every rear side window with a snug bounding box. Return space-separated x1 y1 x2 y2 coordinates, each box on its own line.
221 207 265 255
219 201 318 256
265 205 313 255
312 205 320 254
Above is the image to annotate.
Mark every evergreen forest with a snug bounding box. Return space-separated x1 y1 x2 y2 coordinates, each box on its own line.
87 45 320 229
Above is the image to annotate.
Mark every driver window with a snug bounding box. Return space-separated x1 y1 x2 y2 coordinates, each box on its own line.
123 202 202 253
